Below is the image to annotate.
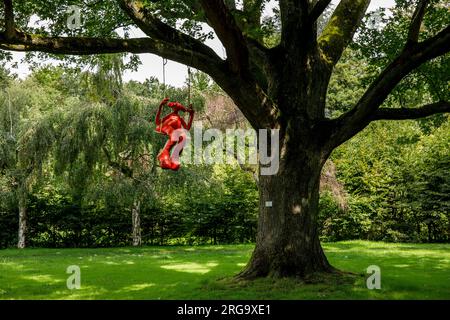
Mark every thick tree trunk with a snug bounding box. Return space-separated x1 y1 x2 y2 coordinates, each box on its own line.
17 189 27 249
234 41 337 278
239 134 334 278
132 199 142 247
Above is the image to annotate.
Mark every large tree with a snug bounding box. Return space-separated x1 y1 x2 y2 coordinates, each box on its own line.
1 0 449 278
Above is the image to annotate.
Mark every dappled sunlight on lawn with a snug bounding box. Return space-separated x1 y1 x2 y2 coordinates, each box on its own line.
161 262 219 274
0 242 448 299
21 274 64 284
57 286 109 300
119 283 156 292
0 261 26 270
392 264 410 268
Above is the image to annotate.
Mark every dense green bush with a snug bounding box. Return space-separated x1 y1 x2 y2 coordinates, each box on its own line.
323 118 450 243
0 165 258 248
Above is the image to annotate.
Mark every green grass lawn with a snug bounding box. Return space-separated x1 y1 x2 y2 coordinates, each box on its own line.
0 241 449 300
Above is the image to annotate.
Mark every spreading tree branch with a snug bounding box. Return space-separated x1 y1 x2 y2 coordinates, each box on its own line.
119 0 276 129
0 1 225 78
0 0 277 129
370 101 450 121
407 0 430 44
117 0 273 119
310 0 332 22
318 0 370 68
0 34 150 54
327 24 450 148
199 0 249 74
2 0 15 39
0 32 222 74
195 0 278 128
117 0 222 66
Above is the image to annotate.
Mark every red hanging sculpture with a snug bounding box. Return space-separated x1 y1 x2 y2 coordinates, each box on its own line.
155 98 195 171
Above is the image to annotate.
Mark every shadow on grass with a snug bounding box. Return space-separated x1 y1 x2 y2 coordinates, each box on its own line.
199 271 365 300
1 242 449 299
0 246 252 300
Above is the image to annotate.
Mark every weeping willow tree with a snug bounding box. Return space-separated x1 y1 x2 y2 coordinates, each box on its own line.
0 72 60 248
53 55 162 246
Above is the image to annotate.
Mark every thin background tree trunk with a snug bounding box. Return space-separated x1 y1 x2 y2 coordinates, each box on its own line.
132 199 142 246
17 187 27 249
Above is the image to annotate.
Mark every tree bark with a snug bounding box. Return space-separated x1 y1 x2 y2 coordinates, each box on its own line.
238 132 334 278
233 34 338 278
17 188 27 249
132 199 142 246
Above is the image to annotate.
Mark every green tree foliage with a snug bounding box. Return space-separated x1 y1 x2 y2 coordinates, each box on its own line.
326 49 368 117
354 0 450 107
326 118 450 242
